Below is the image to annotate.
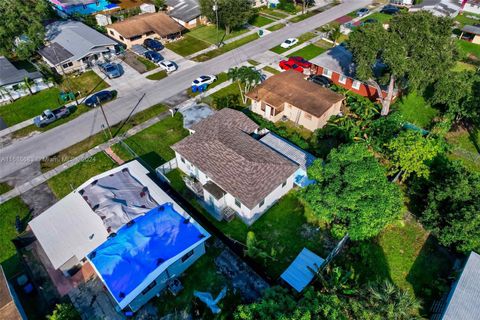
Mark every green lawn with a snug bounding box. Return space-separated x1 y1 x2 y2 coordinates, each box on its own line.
63 70 109 99
0 197 31 278
359 12 393 24
289 11 315 23
136 56 158 71
287 43 326 60
247 59 260 66
456 39 480 60
250 15 275 27
267 23 286 31
394 92 438 129
259 7 290 19
187 72 229 98
111 113 189 169
187 25 249 45
446 128 480 173
165 36 211 57
270 32 316 54
452 61 477 72
47 152 117 199
201 82 247 110
146 70 168 81
193 33 260 62
0 182 13 194
262 66 281 75
455 12 480 27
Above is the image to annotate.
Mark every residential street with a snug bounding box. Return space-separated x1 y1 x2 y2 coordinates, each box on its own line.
0 0 371 179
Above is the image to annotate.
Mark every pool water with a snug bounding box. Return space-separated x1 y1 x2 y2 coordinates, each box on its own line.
57 0 118 15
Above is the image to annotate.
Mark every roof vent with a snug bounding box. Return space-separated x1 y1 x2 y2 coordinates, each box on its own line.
183 218 190 224
89 251 96 259
158 205 165 212
156 258 165 266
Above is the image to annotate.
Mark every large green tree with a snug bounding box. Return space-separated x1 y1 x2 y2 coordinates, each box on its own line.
347 12 456 115
227 66 263 103
199 0 254 35
301 143 403 240
0 0 51 59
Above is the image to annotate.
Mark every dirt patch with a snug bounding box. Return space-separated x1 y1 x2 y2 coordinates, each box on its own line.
123 51 148 74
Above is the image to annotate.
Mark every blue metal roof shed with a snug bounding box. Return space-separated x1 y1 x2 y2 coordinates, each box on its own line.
280 248 324 292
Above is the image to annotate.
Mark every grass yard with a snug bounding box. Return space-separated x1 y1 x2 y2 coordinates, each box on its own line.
446 128 480 173
452 61 477 72
247 59 260 66
250 15 275 27
63 70 109 99
455 12 480 27
146 70 168 80
187 25 249 45
165 36 211 57
289 11 315 23
359 12 393 24
187 72 229 98
47 152 117 199
201 82 245 110
193 33 260 62
456 39 480 60
259 7 290 19
267 23 286 31
394 92 438 129
262 66 281 75
136 56 158 71
0 182 13 194
111 113 189 169
270 32 316 54
0 197 31 278
287 43 326 60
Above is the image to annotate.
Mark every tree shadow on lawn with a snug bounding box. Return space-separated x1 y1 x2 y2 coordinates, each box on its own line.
466 124 480 154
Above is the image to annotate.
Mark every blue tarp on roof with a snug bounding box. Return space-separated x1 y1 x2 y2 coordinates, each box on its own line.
281 248 324 292
88 203 204 303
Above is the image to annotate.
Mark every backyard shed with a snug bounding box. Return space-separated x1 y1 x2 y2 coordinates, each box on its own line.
280 248 324 292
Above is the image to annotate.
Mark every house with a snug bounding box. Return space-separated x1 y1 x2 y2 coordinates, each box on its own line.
166 0 206 29
170 108 300 225
38 20 117 74
440 251 480 320
309 45 399 102
408 0 460 17
106 12 186 48
460 24 480 44
0 266 26 320
0 56 51 105
390 0 413 6
461 0 480 14
246 70 345 132
48 0 119 16
29 161 209 312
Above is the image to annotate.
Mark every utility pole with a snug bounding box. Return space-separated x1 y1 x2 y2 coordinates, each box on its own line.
97 96 113 139
213 0 220 47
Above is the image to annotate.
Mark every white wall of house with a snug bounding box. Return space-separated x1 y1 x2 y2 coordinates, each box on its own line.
464 2 480 14
0 78 52 105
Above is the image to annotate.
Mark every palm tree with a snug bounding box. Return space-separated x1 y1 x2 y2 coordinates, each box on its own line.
329 24 342 46
227 66 263 104
22 76 34 95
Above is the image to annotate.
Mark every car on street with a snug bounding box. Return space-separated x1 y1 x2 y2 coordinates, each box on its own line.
84 90 117 108
159 60 177 73
99 63 123 79
144 50 163 63
288 56 311 68
191 75 217 87
144 38 164 51
308 75 333 87
380 5 400 14
356 8 369 16
280 38 299 49
279 60 304 73
33 105 76 128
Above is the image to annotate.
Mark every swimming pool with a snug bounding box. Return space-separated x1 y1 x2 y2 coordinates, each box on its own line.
53 0 118 15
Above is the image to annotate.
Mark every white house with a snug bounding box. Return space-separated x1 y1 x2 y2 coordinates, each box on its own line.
170 108 300 225
29 161 209 313
0 56 51 105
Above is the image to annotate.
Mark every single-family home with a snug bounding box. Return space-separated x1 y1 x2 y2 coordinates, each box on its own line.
166 0 206 29
440 251 480 320
0 56 51 104
460 24 480 44
47 0 119 16
246 70 345 132
461 0 480 14
38 20 117 74
309 45 399 102
390 0 413 6
29 161 209 313
106 12 186 48
408 0 460 17
0 265 26 320
170 108 301 225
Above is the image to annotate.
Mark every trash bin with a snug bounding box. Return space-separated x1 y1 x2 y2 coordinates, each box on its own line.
192 85 198 93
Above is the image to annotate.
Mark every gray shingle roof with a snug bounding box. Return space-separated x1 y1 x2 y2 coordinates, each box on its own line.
442 251 480 320
462 24 480 35
172 109 298 209
0 56 42 86
166 0 201 22
38 42 74 66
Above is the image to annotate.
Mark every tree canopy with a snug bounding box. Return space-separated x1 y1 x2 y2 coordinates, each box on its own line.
227 66 263 103
199 0 254 35
0 0 51 59
347 12 456 115
301 143 403 240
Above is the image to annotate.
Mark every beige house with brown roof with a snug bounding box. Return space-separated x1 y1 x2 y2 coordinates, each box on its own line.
171 109 299 225
246 70 345 132
106 12 185 48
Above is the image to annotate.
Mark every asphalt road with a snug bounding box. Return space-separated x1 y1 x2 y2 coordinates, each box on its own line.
0 0 370 179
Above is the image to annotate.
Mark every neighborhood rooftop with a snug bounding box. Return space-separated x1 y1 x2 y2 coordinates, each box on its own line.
107 12 186 39
166 0 201 22
461 24 480 35
246 70 344 118
172 109 298 209
0 56 42 86
309 45 356 78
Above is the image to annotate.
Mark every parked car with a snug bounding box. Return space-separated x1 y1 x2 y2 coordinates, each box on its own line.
33 105 76 128
144 38 164 51
361 18 378 26
356 8 369 16
280 38 299 49
99 63 123 79
159 60 177 73
288 56 311 68
84 90 117 108
308 75 333 87
144 51 163 63
380 5 400 14
279 60 304 73
191 75 217 87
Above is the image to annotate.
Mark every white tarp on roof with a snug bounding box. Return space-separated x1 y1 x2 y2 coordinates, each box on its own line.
281 248 324 292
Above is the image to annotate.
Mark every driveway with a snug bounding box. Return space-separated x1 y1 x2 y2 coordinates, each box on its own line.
0 0 371 179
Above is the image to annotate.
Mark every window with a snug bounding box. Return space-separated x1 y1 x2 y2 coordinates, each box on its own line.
109 30 114 36
338 74 347 84
141 280 157 295
282 181 287 188
130 35 142 41
352 80 361 90
180 157 185 163
62 62 73 69
181 250 194 262
119 36 124 41
235 198 241 208
322 68 333 79
304 113 312 120
259 199 265 207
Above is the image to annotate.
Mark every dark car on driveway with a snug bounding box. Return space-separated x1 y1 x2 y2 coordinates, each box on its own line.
308 75 333 88
380 5 400 14
288 56 312 68
85 90 117 107
144 50 163 63
144 38 164 51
